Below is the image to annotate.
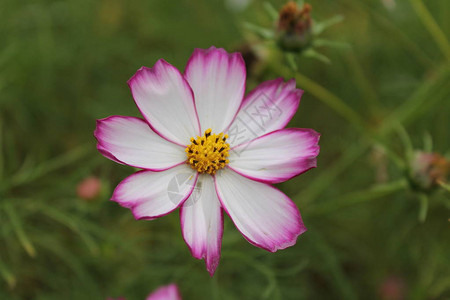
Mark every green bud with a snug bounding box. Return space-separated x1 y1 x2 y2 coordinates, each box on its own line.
408 151 450 192
276 2 313 52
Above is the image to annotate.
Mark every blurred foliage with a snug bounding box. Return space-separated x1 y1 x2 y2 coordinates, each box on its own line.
0 0 449 299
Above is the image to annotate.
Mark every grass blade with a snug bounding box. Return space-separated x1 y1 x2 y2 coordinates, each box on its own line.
3 203 36 257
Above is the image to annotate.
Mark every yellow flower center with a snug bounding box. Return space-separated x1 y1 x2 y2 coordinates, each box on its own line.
185 129 230 174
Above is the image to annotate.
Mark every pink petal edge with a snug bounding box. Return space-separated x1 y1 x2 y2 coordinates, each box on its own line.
228 128 320 184
225 78 303 145
214 170 307 253
111 169 199 221
94 116 186 171
184 46 246 133
179 176 224 276
179 207 224 276
128 59 201 146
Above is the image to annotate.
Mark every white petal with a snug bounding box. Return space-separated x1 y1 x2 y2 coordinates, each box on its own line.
180 174 223 276
128 60 200 146
225 78 302 147
184 47 246 133
112 164 198 220
214 169 306 252
228 128 320 183
95 116 186 170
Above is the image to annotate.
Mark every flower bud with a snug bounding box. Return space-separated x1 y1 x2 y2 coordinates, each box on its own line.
378 275 406 300
276 2 313 52
409 151 450 192
77 176 102 201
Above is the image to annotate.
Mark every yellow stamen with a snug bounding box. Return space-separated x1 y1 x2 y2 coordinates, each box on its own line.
185 129 230 174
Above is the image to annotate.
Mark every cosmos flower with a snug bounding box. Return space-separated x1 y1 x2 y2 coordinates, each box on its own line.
95 47 320 275
146 284 181 300
107 283 181 300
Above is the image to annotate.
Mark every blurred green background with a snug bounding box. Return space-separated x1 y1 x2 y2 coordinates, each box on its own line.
1 0 449 299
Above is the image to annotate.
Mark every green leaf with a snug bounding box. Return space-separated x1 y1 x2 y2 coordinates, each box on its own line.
438 181 450 193
40 206 99 255
243 22 274 40
0 144 91 194
302 48 331 64
313 15 344 35
269 60 367 131
380 66 450 132
34 235 101 298
223 251 280 300
394 124 414 161
310 179 408 215
308 231 358 300
263 2 279 21
3 203 36 257
0 257 15 289
409 0 450 62
285 52 298 71
294 142 369 206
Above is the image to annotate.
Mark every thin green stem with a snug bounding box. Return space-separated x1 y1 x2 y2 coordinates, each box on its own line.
223 251 280 300
0 118 3 180
438 181 450 193
3 203 36 257
0 256 15 289
293 142 369 206
418 193 429 222
270 62 368 132
380 66 450 133
350 0 435 68
309 179 409 215
0 144 91 194
270 54 448 207
394 124 414 161
38 205 99 255
308 232 357 300
409 0 450 62
293 71 367 131
345 50 380 117
370 136 406 170
423 132 433 153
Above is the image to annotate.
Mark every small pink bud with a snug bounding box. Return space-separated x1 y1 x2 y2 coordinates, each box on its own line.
379 276 406 300
77 176 102 200
409 151 450 192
